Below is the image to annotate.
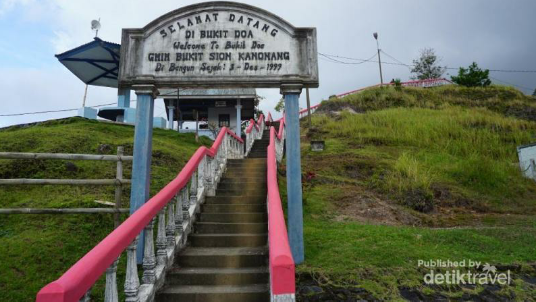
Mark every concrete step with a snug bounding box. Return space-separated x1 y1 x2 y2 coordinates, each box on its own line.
227 159 266 164
177 247 267 268
226 165 267 171
204 195 266 205
219 179 265 186
224 167 266 173
195 222 267 234
216 189 267 197
156 284 269 302
198 213 267 223
165 267 269 286
217 180 265 187
248 151 268 157
190 233 267 248
226 162 266 169
217 181 265 189
201 204 266 213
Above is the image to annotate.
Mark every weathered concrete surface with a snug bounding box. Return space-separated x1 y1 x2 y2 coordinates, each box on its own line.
119 2 318 89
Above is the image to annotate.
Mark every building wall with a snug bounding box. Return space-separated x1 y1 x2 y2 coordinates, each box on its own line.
208 107 238 133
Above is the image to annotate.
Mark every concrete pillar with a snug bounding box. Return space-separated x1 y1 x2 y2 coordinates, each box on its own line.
118 88 131 108
235 99 242 136
281 84 304 264
130 84 157 263
167 105 175 130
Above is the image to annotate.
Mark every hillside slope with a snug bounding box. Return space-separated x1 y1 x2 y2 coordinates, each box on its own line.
0 118 211 302
291 86 536 301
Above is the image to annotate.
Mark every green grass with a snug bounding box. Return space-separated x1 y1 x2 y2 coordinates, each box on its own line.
290 86 536 300
0 117 211 302
310 102 536 213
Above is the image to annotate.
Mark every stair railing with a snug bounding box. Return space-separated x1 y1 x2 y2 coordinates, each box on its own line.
245 113 265 156
36 127 244 302
266 114 295 302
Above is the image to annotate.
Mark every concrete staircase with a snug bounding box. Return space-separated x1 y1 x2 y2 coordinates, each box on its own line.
156 135 271 302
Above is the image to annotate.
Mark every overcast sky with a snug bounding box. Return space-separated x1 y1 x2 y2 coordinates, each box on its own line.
1 0 535 127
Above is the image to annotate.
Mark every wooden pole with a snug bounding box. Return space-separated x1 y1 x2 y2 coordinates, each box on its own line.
306 88 312 128
0 179 131 185
114 146 124 228
195 109 199 142
0 152 133 161
0 208 130 214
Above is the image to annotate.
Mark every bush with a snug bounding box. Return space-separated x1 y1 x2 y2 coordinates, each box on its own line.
451 62 491 87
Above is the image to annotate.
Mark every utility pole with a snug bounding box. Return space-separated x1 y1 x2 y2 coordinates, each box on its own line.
306 88 312 128
82 84 88 107
373 32 384 87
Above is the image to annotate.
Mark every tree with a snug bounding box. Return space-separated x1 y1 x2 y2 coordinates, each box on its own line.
532 88 536 97
450 62 491 87
410 48 446 80
207 122 220 139
254 95 265 118
274 97 285 112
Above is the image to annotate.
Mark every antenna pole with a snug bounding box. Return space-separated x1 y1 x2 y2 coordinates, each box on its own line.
82 84 88 107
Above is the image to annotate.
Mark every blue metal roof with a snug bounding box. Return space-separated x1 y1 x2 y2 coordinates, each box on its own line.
55 37 120 88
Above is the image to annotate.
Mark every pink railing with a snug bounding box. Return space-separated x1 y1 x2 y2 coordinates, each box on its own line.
337 78 453 98
245 113 265 134
266 118 295 298
37 105 317 302
36 127 243 302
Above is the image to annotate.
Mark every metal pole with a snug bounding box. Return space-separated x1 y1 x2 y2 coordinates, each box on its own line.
282 85 304 264
130 85 156 263
306 88 312 127
82 84 89 107
375 36 384 87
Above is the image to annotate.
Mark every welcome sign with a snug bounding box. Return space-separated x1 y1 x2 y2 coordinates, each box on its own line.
119 2 319 88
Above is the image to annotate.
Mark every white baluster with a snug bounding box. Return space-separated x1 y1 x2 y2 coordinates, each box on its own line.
142 218 156 284
182 187 190 221
104 259 119 302
125 236 140 302
79 288 91 302
190 171 198 206
166 202 176 248
156 207 167 266
205 157 216 196
175 193 183 234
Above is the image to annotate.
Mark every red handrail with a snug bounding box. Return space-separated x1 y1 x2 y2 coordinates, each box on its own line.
267 126 295 295
245 114 264 134
36 127 243 302
337 78 453 98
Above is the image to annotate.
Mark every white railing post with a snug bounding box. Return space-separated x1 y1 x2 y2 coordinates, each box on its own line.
124 236 140 302
190 172 198 208
205 157 216 196
79 287 92 302
198 157 205 191
181 187 190 222
104 258 119 302
156 207 167 266
142 218 156 284
166 202 176 248
175 193 183 235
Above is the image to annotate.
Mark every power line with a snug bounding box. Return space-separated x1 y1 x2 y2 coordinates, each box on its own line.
320 51 536 73
380 50 412 70
0 102 116 117
318 52 377 65
489 76 534 92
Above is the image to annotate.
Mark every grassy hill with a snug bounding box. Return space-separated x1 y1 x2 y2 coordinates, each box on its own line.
289 85 536 301
0 118 211 302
